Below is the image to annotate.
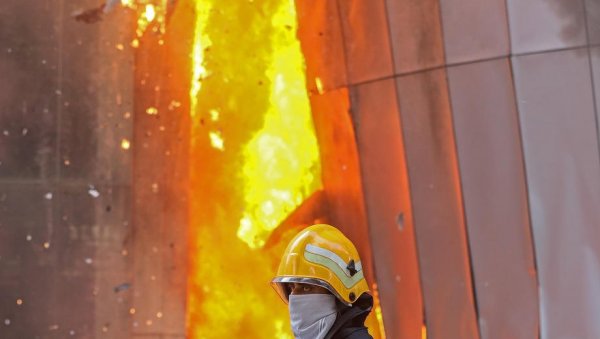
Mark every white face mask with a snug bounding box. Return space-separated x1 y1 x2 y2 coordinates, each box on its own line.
288 294 338 339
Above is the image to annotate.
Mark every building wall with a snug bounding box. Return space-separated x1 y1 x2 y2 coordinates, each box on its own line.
297 0 600 338
2 0 600 338
0 1 189 338
0 0 135 337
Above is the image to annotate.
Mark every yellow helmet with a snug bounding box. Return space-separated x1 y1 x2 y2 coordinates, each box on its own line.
271 224 370 306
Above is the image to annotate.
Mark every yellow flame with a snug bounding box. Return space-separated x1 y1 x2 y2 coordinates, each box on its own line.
187 0 321 337
189 1 212 119
236 1 321 249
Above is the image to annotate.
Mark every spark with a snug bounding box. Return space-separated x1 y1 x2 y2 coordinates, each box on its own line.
208 131 224 151
144 4 156 22
121 138 131 150
315 77 324 94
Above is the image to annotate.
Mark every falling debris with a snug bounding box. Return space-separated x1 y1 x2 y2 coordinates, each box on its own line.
103 0 121 13
88 186 100 198
113 282 132 293
73 4 106 24
73 0 121 23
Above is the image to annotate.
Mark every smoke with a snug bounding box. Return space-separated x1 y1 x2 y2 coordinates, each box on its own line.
545 0 600 45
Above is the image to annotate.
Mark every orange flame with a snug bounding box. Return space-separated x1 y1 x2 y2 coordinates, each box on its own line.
187 0 321 337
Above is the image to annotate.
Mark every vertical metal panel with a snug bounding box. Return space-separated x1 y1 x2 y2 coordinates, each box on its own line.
590 47 600 146
506 0 586 54
310 88 385 339
439 0 509 64
0 0 58 179
585 0 600 44
352 78 423 339
310 88 377 285
384 0 445 74
337 0 394 84
295 0 348 93
448 58 539 339
58 185 133 338
512 48 600 338
132 17 190 336
0 184 58 338
396 69 479 339
0 0 136 337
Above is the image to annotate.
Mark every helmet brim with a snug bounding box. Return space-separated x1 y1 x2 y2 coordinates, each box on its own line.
271 276 352 306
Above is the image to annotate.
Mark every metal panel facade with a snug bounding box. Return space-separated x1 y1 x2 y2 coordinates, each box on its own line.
448 58 539 339
513 48 600 338
396 69 480 339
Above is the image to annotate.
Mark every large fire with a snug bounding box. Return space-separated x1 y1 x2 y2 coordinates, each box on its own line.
128 0 385 336
186 0 322 337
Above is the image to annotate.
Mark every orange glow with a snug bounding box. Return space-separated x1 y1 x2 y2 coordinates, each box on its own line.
187 0 321 337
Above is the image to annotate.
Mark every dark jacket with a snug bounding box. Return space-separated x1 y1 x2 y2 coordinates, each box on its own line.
325 294 374 339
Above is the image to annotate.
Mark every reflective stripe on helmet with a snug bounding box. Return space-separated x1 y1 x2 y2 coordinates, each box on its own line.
304 244 364 288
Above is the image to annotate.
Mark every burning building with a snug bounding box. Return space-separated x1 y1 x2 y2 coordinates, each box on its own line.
1 0 600 338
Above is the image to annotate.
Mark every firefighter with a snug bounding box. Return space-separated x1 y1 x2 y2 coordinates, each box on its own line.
272 224 374 339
